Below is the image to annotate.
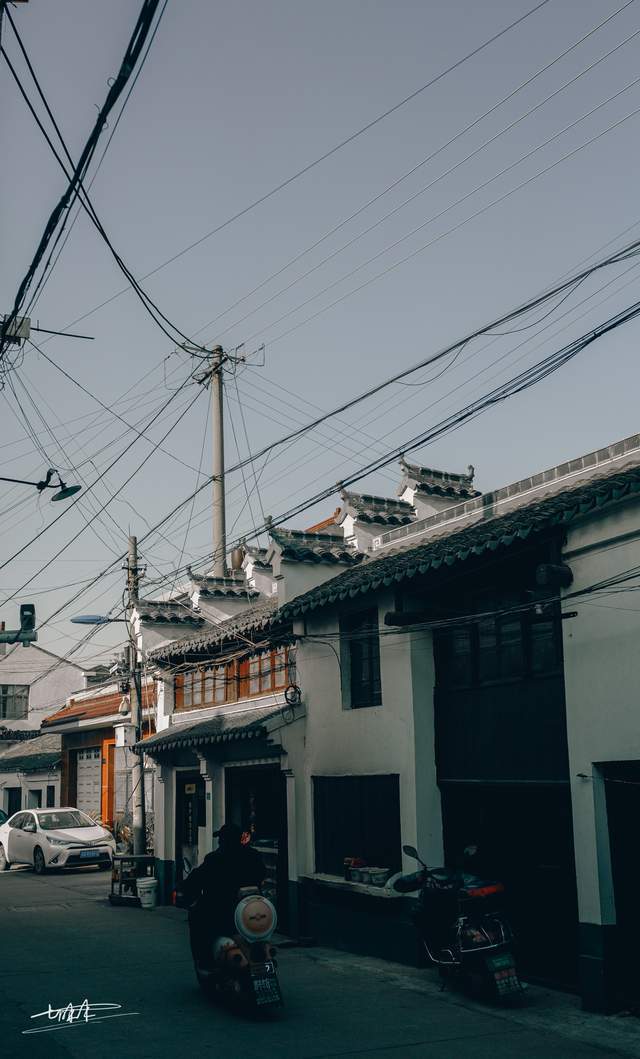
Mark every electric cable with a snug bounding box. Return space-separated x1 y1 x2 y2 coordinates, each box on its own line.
208 16 640 345
29 340 204 474
188 0 635 343
169 397 210 594
0 45 196 354
0 373 202 588
10 0 171 311
240 80 640 351
217 234 640 480
33 0 554 339
110 288 640 595
0 0 201 370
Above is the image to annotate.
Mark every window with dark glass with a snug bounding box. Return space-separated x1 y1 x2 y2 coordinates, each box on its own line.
477 618 499 682
0 684 28 720
176 650 289 709
435 626 473 687
435 605 559 687
341 608 382 708
530 616 561 673
498 617 525 678
313 774 401 875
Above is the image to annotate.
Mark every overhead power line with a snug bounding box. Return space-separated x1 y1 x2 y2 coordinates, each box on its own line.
14 0 171 312
154 290 640 587
29 0 554 338
192 1 636 344
216 235 640 479
241 83 640 350
42 285 640 622
0 372 202 591
0 0 197 369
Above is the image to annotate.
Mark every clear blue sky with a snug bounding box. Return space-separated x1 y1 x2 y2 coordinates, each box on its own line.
1 0 639 665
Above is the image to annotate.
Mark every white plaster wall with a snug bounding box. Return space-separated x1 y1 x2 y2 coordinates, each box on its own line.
562 498 640 927
155 677 174 733
294 590 421 877
274 558 353 605
196 596 258 623
138 622 202 651
0 646 84 732
0 770 60 812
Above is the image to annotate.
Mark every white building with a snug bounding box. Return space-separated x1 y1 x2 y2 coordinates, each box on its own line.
0 642 86 815
138 433 640 1013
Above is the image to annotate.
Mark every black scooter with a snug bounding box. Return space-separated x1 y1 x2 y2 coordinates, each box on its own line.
177 885 283 1013
392 844 523 1002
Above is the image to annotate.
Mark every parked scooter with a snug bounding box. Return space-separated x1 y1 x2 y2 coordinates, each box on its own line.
390 844 523 1002
178 884 283 1012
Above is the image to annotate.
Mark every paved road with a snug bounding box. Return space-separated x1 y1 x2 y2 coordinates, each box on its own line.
1 866 639 1059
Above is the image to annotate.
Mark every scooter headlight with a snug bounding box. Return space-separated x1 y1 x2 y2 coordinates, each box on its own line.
234 894 277 942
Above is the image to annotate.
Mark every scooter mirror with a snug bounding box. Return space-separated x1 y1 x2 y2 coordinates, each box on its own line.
403 844 421 861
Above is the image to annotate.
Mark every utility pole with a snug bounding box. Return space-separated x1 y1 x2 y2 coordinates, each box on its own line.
0 1 28 51
126 534 146 856
193 344 244 577
210 345 226 577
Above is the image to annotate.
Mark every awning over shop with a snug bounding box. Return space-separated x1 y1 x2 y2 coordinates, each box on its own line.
137 702 304 756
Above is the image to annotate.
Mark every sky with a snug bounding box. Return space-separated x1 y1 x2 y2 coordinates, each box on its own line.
1 0 640 668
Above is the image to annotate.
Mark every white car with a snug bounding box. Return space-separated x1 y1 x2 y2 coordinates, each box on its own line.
0 807 116 874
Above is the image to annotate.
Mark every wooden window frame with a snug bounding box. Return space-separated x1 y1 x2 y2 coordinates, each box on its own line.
435 607 563 690
340 607 382 710
176 649 289 711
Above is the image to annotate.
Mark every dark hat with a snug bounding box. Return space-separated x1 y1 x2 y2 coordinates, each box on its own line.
213 822 243 845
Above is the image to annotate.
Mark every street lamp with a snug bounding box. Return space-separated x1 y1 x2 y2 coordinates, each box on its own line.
0 467 81 501
70 615 125 625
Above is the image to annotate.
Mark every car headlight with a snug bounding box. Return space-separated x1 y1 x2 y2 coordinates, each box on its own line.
47 836 71 847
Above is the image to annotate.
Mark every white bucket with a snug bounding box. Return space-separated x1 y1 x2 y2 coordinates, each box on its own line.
137 877 158 909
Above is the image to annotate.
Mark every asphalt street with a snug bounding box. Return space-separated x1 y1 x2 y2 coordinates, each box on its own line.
1 866 639 1059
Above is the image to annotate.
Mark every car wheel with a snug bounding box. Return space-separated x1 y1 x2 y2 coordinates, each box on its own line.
33 846 47 875
0 844 9 871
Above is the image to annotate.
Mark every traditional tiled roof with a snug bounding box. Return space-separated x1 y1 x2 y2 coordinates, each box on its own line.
149 597 284 663
188 568 260 599
0 727 40 742
135 598 205 625
138 702 302 755
269 527 364 565
398 457 479 500
0 733 61 773
43 684 155 728
281 462 640 618
244 547 272 571
340 490 415 525
305 508 341 533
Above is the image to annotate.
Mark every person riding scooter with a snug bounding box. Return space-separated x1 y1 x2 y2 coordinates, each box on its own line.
182 823 268 973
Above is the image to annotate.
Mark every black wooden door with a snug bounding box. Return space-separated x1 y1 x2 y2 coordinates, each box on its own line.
225 766 289 932
440 782 579 986
604 763 640 1008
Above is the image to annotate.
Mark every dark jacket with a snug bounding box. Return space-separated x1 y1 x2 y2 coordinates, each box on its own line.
183 846 267 936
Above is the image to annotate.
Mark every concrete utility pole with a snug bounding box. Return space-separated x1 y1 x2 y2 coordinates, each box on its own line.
193 344 245 577
126 534 146 856
210 345 226 577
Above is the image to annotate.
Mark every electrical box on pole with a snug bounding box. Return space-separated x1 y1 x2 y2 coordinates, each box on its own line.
0 315 30 345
